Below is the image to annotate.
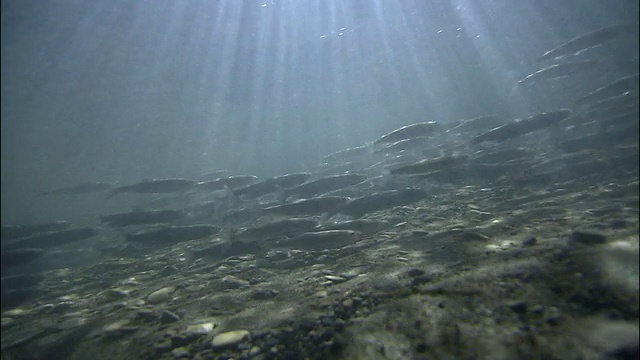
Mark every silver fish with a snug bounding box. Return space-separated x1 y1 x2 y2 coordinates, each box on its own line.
323 145 371 163
373 121 439 146
574 73 640 106
339 188 427 218
283 173 368 200
195 175 259 191
472 109 571 144
389 155 469 175
231 218 320 243
537 24 633 63
261 196 349 217
319 219 391 235
374 136 431 155
233 173 311 199
277 230 362 250
516 60 599 87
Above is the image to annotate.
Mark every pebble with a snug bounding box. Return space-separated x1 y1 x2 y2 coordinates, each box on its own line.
507 300 527 314
221 275 251 289
522 236 537 247
147 287 175 304
185 322 216 335
171 347 190 358
160 310 181 323
211 329 250 348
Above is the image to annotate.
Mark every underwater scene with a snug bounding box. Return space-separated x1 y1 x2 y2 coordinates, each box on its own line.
1 1 639 359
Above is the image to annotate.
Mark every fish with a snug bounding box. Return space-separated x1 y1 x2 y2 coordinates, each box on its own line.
373 121 439 146
574 73 640 106
276 230 363 250
444 115 503 136
338 188 428 218
373 136 431 155
319 219 391 235
184 238 264 264
124 225 220 245
322 145 372 163
261 196 349 217
410 163 527 184
101 209 189 227
2 228 100 251
283 173 368 200
194 175 259 191
471 147 536 164
197 169 228 181
0 248 45 271
39 182 112 196
1 221 72 241
515 60 600 87
231 218 320 243
471 109 571 144
389 155 469 175
108 178 197 199
537 24 633 63
233 173 312 199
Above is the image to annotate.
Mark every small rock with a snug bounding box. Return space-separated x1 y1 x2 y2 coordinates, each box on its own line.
251 288 279 300
508 300 527 314
161 310 181 323
211 330 250 348
522 236 537 247
171 347 190 358
148 287 175 304
220 275 250 289
185 322 216 336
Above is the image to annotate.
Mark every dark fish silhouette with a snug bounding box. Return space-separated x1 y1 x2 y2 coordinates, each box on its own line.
277 230 362 250
536 24 632 63
101 209 188 227
107 178 197 199
1 221 71 240
124 225 220 245
2 228 100 250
